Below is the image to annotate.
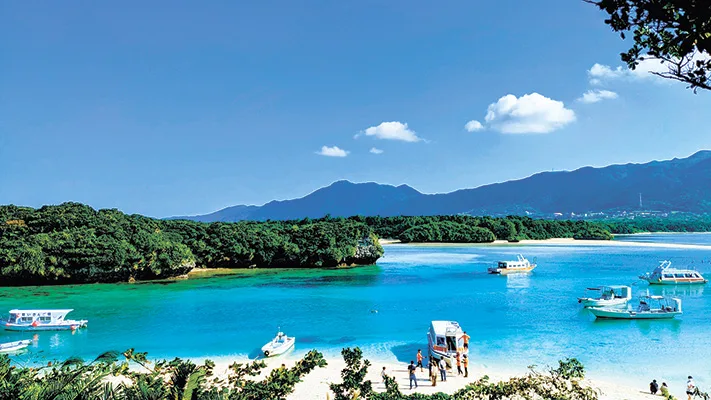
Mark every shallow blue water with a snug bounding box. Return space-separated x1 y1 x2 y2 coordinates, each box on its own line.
1 234 710 388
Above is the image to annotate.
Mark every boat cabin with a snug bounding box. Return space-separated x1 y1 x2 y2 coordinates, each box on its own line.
7 309 73 325
600 286 631 300
497 255 531 270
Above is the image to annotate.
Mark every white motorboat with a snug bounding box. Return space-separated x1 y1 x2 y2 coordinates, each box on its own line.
639 260 707 285
0 339 32 353
588 295 682 320
427 320 468 365
578 286 632 308
261 330 295 357
488 255 536 274
4 309 88 331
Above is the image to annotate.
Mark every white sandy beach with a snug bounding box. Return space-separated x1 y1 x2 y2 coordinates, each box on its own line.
201 354 677 400
380 237 711 250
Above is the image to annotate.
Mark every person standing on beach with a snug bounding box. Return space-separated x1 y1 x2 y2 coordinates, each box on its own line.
430 361 438 386
416 349 424 372
381 366 388 383
687 376 696 400
463 354 469 378
438 357 447 382
456 352 463 376
462 331 470 349
408 361 418 389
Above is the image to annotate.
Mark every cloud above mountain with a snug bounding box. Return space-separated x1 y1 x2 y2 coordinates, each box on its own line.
317 146 348 157
464 120 484 132
357 121 422 142
577 89 618 104
484 93 576 134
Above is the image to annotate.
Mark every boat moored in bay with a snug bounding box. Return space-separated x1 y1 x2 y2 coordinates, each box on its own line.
4 309 88 331
0 339 32 353
639 260 707 285
587 295 682 320
488 254 536 275
261 329 295 357
578 285 632 308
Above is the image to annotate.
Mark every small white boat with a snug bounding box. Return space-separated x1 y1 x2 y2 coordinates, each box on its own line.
578 286 632 308
4 309 88 331
427 320 468 365
488 254 536 274
0 339 32 353
588 295 682 320
261 330 295 357
639 260 707 285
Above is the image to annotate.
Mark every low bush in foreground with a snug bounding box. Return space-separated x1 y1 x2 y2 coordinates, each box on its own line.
4 347 708 399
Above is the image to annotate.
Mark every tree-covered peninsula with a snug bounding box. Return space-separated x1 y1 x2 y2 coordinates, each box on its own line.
0 203 618 285
0 203 383 285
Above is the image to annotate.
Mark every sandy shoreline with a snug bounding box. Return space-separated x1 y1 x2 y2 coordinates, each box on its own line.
192 353 676 399
379 237 711 250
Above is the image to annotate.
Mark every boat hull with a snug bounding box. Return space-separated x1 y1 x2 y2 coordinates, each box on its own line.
261 337 295 357
644 279 707 285
578 298 629 308
0 340 31 353
588 308 681 319
5 320 87 331
488 266 536 275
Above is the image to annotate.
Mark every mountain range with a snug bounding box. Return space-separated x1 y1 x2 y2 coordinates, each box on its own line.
171 150 711 222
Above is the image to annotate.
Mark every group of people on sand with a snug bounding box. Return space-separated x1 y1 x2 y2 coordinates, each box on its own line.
399 346 470 390
649 376 697 400
380 332 474 390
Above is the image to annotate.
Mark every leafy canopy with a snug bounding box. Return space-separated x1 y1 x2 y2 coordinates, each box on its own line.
586 0 711 91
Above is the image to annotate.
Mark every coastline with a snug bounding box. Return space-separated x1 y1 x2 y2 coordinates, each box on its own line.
189 353 677 400
379 237 711 250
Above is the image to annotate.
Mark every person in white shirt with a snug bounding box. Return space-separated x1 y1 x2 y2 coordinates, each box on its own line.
381 366 387 383
438 358 447 382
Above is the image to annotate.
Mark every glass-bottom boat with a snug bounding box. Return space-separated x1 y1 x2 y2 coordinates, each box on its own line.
4 309 88 331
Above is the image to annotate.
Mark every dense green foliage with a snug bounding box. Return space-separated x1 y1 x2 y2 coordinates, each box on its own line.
0 203 383 285
0 348 326 400
599 215 711 234
356 215 611 243
5 202 711 286
4 346 709 400
585 0 711 92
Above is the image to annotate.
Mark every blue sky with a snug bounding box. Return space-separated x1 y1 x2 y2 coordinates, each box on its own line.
2 0 710 217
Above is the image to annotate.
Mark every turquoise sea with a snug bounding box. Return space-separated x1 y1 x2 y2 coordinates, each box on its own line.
2 233 710 388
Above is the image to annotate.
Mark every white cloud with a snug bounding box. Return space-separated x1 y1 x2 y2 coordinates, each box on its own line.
358 121 421 142
464 120 484 132
369 147 384 154
483 93 576 134
317 145 348 157
577 89 619 104
588 57 670 84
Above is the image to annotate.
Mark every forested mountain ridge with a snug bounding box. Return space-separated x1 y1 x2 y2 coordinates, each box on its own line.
175 151 711 222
